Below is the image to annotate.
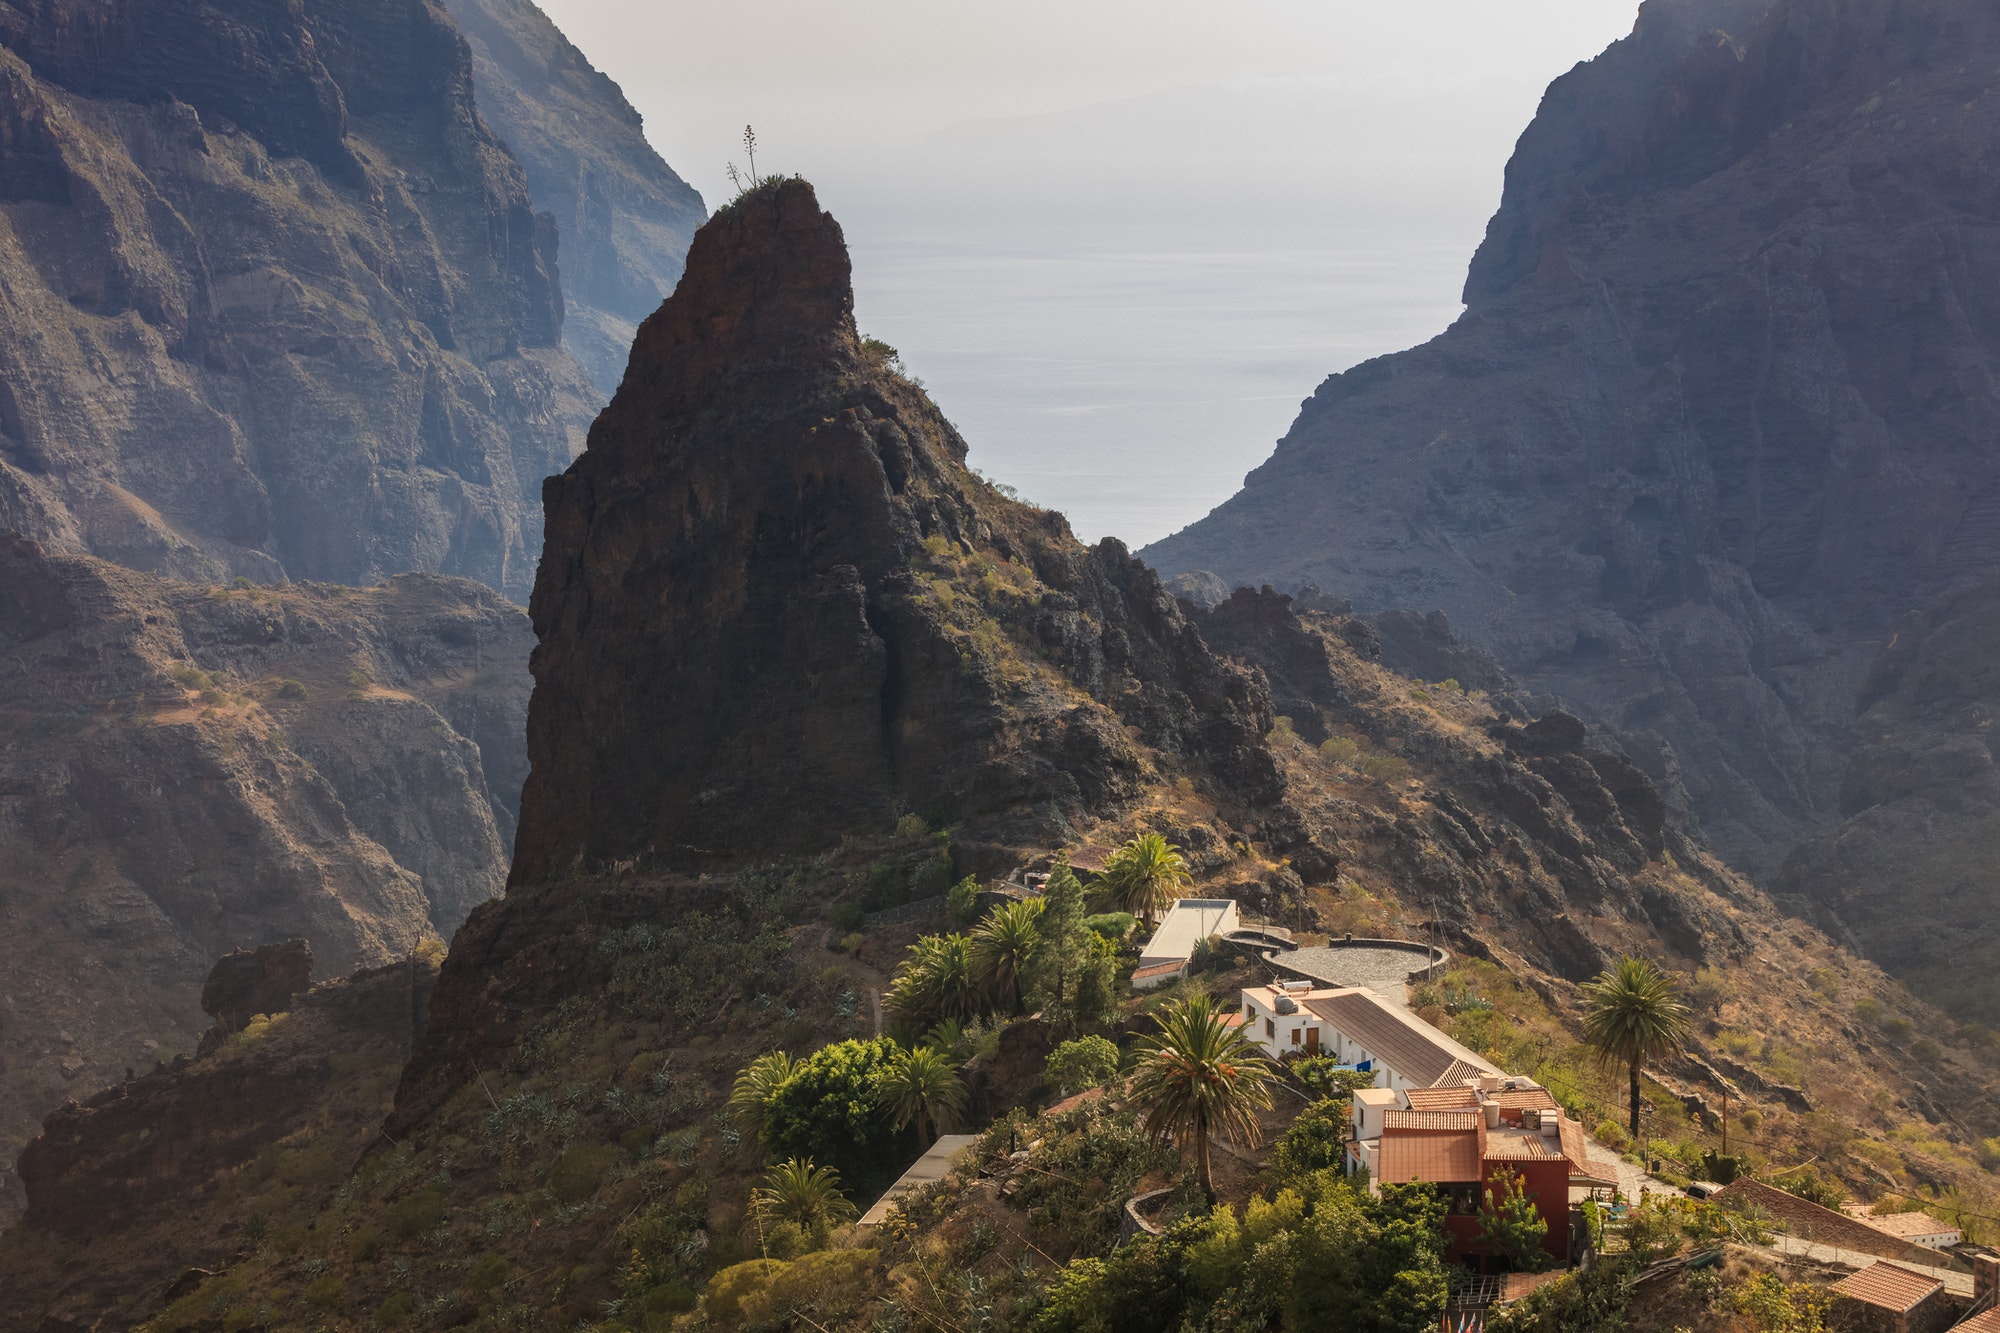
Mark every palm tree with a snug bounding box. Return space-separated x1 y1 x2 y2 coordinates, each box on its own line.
1581 955 1693 1143
1099 833 1191 929
1130 993 1276 1201
751 1157 857 1238
876 1043 968 1146
728 1049 795 1145
886 933 984 1028
971 898 1043 1012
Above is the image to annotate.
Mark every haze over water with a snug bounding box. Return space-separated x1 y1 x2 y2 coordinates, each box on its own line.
539 0 1642 546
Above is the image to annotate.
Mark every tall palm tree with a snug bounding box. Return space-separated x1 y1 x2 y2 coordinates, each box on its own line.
1099 833 1191 929
728 1049 795 1145
1581 955 1693 1143
971 898 1043 1012
751 1157 857 1238
876 1043 968 1146
886 933 984 1028
1130 994 1276 1201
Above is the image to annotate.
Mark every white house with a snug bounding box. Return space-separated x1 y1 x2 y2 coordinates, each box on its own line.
1132 898 1240 990
1237 982 1501 1092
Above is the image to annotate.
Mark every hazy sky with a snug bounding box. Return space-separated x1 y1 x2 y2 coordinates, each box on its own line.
536 1 1645 545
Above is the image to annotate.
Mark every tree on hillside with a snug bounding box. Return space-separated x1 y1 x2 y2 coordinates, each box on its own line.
759 1038 901 1184
1025 854 1117 1031
1478 1168 1551 1271
1130 993 1276 1201
728 1049 795 1148
971 897 1042 1012
886 933 984 1029
876 1043 967 1146
1581 955 1693 1143
1098 833 1192 929
751 1157 856 1244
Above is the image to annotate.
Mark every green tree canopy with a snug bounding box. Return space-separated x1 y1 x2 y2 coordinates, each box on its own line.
1478 1168 1551 1271
1026 854 1118 1031
1130 993 1277 1201
1097 833 1191 928
876 1043 967 1146
1045 1035 1122 1097
759 1038 901 1186
886 933 985 1030
1580 955 1693 1141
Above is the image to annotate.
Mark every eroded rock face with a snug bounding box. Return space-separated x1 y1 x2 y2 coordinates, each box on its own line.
1141 0 2000 883
199 941 314 1040
0 537 530 1219
512 179 1281 885
0 0 597 599
441 0 705 395
1778 577 2000 1024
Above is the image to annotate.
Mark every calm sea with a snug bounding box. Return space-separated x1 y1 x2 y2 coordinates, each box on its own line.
846 219 1472 551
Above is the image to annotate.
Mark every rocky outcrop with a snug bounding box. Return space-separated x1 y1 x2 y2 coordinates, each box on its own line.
0 537 530 1219
1777 577 2000 1024
0 957 434 1329
1142 0 2000 887
511 179 1281 886
442 0 706 395
198 941 314 1045
0 0 597 599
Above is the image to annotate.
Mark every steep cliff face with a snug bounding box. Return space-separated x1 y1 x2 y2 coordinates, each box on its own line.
442 0 706 395
0 536 529 1219
0 0 597 600
0 955 432 1330
1777 577 2000 1025
1143 0 2000 889
512 179 1281 886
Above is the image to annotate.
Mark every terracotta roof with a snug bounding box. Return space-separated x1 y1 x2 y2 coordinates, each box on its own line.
1831 1262 1943 1314
1952 1308 2000 1333
1220 1011 1246 1028
1490 1087 1561 1113
1383 1110 1482 1132
1131 960 1184 979
1712 1181 1956 1263
1302 990 1501 1088
1377 1125 1482 1185
1484 1131 1566 1162
1557 1115 1594 1175
1405 1086 1481 1111
1854 1211 1961 1241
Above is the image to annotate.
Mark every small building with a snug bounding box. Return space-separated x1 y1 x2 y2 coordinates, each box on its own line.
1237 981 1500 1090
1361 1082 1594 1272
858 1134 980 1226
1133 898 1240 990
1840 1205 1965 1251
1829 1262 1953 1333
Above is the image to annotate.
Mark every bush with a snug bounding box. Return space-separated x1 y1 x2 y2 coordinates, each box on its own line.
1593 1118 1631 1151
548 1143 620 1205
1045 1036 1121 1096
1731 1271 1833 1333
1271 1097 1352 1182
386 1187 447 1238
1736 1107 1763 1134
1485 1257 1633 1333
374 1292 414 1327
1776 1171 1847 1211
303 1275 346 1311
348 1223 382 1262
466 1253 511 1292
276 678 308 701
760 1038 901 1186
1083 912 1134 941
946 874 981 927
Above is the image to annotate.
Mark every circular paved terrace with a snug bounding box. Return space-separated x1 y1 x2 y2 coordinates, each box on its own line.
1264 941 1445 1008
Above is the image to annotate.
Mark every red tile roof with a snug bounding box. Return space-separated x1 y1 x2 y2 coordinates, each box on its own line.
1490 1087 1561 1113
1377 1126 1482 1185
1484 1132 1566 1161
1383 1110 1482 1132
1952 1308 2000 1333
1557 1115 1595 1176
1131 960 1184 980
1405 1086 1481 1111
1831 1262 1944 1314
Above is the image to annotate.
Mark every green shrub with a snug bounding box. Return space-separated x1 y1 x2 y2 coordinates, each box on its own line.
1593 1118 1631 1151
1853 996 1884 1025
1912 1036 1942 1065
466 1253 511 1292
946 875 981 928
386 1187 447 1238
1485 1257 1633 1332
276 679 308 701
760 1038 901 1187
894 812 930 840
348 1223 382 1262
826 898 865 931
1271 1097 1352 1182
548 1143 620 1205
1736 1107 1763 1134
1083 912 1134 941
374 1291 414 1327
1045 1036 1120 1096
303 1275 346 1310
1776 1170 1847 1211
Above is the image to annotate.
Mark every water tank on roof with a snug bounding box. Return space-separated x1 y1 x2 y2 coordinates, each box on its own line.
1275 995 1298 1015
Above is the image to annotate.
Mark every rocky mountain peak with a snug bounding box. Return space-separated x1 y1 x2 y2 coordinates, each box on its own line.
514 179 1278 885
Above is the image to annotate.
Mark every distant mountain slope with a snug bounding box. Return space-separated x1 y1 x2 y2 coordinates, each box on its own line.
0 535 532 1222
1144 0 2000 892
0 0 598 600
443 0 706 396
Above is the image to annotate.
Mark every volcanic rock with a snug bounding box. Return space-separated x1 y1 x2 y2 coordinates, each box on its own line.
198 940 314 1043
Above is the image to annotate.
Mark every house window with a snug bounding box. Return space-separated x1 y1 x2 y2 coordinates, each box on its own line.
1266 1018 1275 1038
1290 1028 1301 1046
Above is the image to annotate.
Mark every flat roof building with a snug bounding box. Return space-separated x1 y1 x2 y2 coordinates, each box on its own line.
1134 899 1240 990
